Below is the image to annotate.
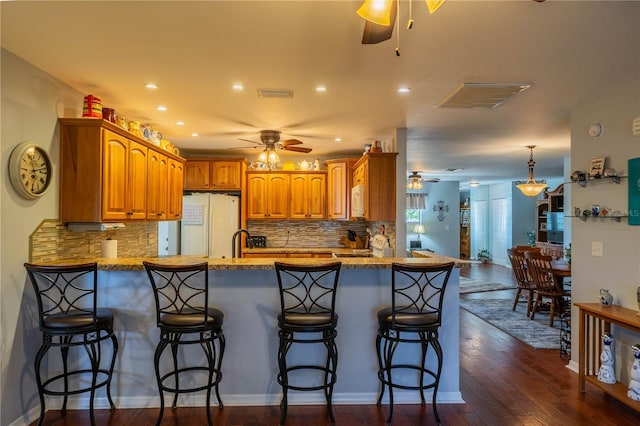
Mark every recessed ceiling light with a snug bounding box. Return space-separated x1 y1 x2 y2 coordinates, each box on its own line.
398 87 411 94
232 83 244 91
334 137 342 143
191 132 199 137
144 83 158 89
316 86 327 92
176 121 185 126
469 181 480 187
156 105 167 111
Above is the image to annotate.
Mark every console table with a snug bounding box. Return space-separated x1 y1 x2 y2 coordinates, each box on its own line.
575 302 640 411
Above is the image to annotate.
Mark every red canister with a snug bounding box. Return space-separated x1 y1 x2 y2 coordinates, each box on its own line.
82 95 103 118
102 107 117 123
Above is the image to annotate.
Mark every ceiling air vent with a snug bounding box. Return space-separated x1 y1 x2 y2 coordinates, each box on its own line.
257 88 294 99
438 83 531 109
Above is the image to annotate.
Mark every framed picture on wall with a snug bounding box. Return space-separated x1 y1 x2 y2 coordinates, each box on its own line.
589 157 606 178
540 222 547 231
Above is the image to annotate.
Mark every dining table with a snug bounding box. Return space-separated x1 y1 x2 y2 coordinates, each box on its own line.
551 260 571 288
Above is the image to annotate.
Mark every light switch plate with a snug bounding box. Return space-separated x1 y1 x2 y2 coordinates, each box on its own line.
592 241 603 257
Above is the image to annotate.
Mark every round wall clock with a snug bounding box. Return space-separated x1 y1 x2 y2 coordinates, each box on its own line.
8 142 53 199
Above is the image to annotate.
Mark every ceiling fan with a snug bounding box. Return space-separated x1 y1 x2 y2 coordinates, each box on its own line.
407 171 440 189
360 0 545 46
239 130 312 154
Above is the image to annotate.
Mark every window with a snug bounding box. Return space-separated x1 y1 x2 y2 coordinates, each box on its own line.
406 209 420 223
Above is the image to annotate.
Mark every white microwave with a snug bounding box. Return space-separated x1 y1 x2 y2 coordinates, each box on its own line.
351 184 366 218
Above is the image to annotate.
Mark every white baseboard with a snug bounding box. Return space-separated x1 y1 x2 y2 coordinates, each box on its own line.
16 390 466 424
566 360 579 373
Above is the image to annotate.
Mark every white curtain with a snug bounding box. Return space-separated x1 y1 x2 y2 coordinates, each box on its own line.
406 193 427 209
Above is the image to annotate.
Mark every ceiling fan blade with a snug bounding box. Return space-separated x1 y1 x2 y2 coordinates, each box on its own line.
361 0 397 44
284 146 312 153
238 138 262 146
281 139 303 146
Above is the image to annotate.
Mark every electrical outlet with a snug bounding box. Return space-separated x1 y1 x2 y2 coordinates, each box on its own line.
592 241 603 257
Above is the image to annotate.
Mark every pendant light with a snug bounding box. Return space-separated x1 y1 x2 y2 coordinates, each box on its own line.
516 145 547 197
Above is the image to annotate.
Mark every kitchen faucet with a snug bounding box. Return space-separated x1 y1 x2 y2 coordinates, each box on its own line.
231 229 253 258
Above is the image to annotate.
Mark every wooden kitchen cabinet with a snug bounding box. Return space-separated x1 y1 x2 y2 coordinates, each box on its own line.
246 173 289 219
59 118 185 222
147 150 169 220
352 152 397 221
184 158 243 190
101 130 148 220
167 158 184 220
289 172 326 219
326 158 357 220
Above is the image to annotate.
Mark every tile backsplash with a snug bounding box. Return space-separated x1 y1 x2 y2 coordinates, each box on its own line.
29 219 395 262
30 220 158 263
247 220 395 249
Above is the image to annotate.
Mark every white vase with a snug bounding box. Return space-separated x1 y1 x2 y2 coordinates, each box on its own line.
597 333 616 384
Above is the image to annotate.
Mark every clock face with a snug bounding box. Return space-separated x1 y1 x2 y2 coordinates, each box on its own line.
9 142 53 199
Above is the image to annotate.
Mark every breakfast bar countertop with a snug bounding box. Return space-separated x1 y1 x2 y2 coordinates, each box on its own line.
42 253 468 271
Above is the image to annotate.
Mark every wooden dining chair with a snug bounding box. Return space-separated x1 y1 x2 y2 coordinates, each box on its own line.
515 245 542 253
507 248 535 316
524 251 571 327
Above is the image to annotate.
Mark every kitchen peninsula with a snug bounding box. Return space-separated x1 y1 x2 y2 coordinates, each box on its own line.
52 254 465 409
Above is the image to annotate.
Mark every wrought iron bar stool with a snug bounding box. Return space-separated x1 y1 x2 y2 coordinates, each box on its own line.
24 262 118 426
274 261 342 425
376 262 454 426
143 261 225 426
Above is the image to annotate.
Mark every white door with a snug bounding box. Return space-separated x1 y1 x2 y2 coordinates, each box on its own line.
471 200 488 260
491 198 508 267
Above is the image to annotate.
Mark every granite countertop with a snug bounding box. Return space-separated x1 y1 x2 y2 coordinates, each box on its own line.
242 247 367 255
39 253 468 271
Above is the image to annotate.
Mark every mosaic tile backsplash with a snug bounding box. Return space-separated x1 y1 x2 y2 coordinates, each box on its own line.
29 219 395 262
30 220 158 263
246 220 395 249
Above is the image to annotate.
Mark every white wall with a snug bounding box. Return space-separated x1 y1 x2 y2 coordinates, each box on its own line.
570 80 640 372
419 181 460 258
1 49 84 425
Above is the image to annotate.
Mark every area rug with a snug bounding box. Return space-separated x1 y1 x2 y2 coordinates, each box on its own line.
459 297 561 349
459 277 515 294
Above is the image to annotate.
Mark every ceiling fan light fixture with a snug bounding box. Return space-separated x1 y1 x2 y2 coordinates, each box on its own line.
268 149 280 164
425 0 445 14
357 0 393 26
407 172 423 190
516 145 547 197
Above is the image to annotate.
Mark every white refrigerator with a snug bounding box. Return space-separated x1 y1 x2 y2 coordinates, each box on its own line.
180 193 240 258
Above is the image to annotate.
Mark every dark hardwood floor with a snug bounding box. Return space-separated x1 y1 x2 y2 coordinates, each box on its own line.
32 264 640 425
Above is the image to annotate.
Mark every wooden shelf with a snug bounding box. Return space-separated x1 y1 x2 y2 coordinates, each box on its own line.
584 376 640 411
576 303 640 412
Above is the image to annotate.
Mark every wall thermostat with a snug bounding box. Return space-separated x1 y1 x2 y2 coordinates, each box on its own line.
589 123 603 137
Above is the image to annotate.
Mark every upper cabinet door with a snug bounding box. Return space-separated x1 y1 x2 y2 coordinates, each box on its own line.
267 174 289 219
101 130 129 220
127 140 148 220
247 174 269 218
147 151 169 220
290 173 326 219
212 160 241 190
184 160 211 189
168 159 184 220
